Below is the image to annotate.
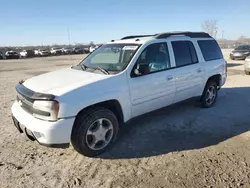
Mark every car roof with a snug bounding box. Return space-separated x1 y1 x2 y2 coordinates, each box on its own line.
107 32 212 45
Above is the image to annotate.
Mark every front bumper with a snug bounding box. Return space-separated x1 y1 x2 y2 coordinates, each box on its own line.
11 101 75 147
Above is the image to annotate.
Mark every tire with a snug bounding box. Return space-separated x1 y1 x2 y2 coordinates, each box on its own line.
245 70 250 75
201 80 218 108
71 107 119 157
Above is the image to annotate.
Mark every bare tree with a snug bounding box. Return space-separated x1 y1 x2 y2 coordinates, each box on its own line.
202 20 218 38
89 41 94 46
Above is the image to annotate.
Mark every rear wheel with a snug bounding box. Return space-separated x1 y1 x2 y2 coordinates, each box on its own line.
71 107 119 157
201 80 218 108
245 70 250 75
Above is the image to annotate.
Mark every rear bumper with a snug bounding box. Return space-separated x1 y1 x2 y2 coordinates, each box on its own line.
11 101 75 147
220 73 226 87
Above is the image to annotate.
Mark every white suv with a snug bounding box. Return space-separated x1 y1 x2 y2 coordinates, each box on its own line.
11 32 227 156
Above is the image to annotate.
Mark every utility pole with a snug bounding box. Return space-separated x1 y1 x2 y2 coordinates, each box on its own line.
67 27 71 45
222 30 224 39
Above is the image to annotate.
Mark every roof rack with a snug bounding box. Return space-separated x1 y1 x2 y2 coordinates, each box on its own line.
120 32 211 40
155 32 211 39
121 35 155 40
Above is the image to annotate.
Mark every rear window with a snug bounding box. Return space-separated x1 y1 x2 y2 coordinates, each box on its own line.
235 45 250 50
172 41 198 67
198 40 223 61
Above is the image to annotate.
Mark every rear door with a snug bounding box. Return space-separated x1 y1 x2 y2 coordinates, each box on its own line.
170 40 205 103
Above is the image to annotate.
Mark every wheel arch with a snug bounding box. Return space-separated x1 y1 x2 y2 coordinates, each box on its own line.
206 74 222 88
75 99 124 124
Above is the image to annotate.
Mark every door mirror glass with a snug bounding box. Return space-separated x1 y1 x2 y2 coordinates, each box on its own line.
134 63 149 76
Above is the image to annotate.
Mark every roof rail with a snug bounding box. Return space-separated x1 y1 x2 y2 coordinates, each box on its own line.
121 35 155 40
155 32 211 39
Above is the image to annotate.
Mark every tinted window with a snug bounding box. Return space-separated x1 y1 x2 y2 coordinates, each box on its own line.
198 40 223 61
172 41 198 67
189 42 198 63
235 45 250 50
134 43 171 75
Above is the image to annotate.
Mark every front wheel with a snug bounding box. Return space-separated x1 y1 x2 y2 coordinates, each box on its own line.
201 80 218 108
71 107 119 157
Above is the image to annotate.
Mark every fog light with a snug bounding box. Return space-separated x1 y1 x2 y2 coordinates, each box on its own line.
33 131 44 139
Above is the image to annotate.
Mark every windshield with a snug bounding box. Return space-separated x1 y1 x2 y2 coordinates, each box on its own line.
8 51 18 55
235 45 250 50
80 43 140 72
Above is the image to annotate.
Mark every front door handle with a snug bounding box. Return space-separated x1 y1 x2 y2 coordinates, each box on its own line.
166 75 173 81
197 68 202 73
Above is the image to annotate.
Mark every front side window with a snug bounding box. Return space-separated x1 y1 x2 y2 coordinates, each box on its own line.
172 41 198 67
80 43 140 73
133 42 171 76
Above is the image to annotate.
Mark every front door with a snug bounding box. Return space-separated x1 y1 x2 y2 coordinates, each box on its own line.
128 42 176 117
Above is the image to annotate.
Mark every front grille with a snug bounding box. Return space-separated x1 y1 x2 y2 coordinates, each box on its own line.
17 93 34 115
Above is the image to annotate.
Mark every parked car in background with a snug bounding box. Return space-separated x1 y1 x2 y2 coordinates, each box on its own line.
244 56 250 75
5 51 20 59
84 47 90 53
38 49 50 57
20 50 35 58
89 46 99 53
34 49 39 56
72 47 84 54
11 32 227 157
230 45 250 60
62 48 73 55
50 48 62 56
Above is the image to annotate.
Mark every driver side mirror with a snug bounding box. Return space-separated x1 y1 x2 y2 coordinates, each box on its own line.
133 63 149 76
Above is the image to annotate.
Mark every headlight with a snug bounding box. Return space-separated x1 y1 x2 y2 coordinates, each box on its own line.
244 52 250 55
33 100 59 121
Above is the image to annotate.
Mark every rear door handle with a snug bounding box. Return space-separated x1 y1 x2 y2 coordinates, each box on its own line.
166 75 173 81
197 68 202 73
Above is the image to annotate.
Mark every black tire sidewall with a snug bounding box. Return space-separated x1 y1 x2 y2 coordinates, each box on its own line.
71 108 119 157
201 81 218 108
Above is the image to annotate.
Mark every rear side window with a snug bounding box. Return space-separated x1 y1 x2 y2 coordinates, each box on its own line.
172 41 198 67
198 40 223 61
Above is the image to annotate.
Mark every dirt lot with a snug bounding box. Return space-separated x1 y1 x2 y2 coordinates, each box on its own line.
0 50 250 188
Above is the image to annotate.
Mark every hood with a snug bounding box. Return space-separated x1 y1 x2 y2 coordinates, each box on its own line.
23 67 109 96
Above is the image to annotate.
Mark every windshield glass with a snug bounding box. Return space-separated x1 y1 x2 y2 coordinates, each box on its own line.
235 45 250 50
8 51 17 55
80 43 140 72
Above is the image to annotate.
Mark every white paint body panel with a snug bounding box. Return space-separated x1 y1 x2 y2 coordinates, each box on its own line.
11 35 226 145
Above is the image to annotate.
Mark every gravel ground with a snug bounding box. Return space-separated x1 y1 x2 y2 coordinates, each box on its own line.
0 51 250 188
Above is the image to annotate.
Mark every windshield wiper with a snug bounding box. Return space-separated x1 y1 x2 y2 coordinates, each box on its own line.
80 64 88 71
94 66 109 75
